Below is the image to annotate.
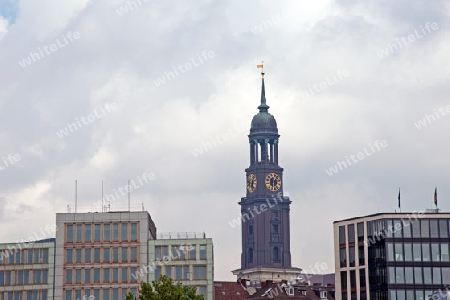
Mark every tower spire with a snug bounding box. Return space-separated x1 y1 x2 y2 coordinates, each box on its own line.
257 62 269 113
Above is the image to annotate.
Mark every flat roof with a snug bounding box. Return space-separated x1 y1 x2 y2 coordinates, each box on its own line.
333 211 450 224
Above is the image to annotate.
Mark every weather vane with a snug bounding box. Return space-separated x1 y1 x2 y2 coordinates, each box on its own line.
257 61 264 78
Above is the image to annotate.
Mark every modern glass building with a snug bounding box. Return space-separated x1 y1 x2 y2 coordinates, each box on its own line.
334 212 450 300
0 239 56 300
147 232 214 300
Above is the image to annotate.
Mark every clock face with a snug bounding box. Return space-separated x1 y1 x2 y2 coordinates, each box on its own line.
265 173 281 191
246 174 257 193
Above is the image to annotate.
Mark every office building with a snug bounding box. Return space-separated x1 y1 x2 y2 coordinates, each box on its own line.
147 232 214 300
334 212 450 300
55 211 156 300
0 239 56 300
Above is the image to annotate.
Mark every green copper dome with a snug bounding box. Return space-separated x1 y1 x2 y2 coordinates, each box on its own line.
250 78 278 134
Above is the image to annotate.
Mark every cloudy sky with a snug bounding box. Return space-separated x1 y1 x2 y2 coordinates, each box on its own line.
1 0 450 281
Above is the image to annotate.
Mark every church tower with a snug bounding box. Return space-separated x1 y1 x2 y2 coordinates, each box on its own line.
233 66 301 284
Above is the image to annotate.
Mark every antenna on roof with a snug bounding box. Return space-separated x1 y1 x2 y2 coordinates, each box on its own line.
74 180 77 213
128 179 131 211
101 180 104 213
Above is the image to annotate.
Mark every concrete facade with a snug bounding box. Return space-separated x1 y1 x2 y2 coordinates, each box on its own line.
55 211 156 300
147 233 214 300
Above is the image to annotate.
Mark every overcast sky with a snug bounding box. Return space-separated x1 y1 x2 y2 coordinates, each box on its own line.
1 0 449 281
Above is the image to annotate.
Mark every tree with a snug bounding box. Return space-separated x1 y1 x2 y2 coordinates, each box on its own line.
125 275 204 300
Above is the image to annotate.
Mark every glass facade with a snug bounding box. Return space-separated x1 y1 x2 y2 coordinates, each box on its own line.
339 216 450 300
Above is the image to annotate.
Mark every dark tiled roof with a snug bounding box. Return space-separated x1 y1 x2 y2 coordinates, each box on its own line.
248 282 335 300
214 281 249 300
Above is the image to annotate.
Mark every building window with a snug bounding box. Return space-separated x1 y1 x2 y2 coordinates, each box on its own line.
358 245 365 265
175 266 182 280
155 267 161 279
349 247 355 267
67 249 73 263
131 267 137 282
94 249 100 263
422 243 430 262
166 266 172 278
395 243 403 261
404 243 412 261
413 243 422 262
248 225 253 235
421 219 430 238
113 248 118 262
43 249 49 263
103 289 109 300
131 247 137 262
75 249 82 263
122 248 128 262
76 269 81 284
441 243 449 261
423 267 432 284
340 271 347 289
198 286 207 298
340 248 346 267
65 290 72 300
104 224 110 242
405 267 413 284
431 243 440 262
339 226 346 245
430 219 439 238
85 269 91 283
359 269 365 288
104 248 110 263
350 270 356 288
190 245 196 260
193 266 206 280
76 224 82 242
183 266 189 280
112 268 118 282
395 267 404 284
131 223 137 241
85 224 91 242
67 225 73 243
94 225 101 242
199 245 207 259
112 289 118 300
103 269 110 283
66 269 72 284
273 246 279 262
155 246 168 260
122 268 128 283
357 222 364 242
121 224 128 241
348 224 355 243
439 219 448 238
113 224 119 242
273 224 279 233
414 267 422 284
442 267 450 283
85 249 91 263
249 248 253 263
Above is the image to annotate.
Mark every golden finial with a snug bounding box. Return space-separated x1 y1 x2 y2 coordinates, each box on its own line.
257 61 264 78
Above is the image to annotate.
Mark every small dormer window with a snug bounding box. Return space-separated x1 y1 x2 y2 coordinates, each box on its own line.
302 290 307 296
321 291 328 299
288 287 294 296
